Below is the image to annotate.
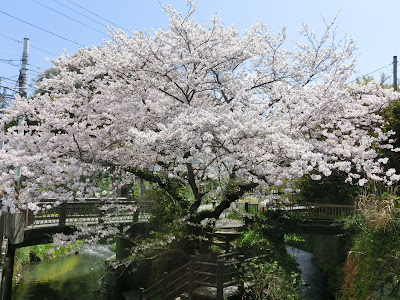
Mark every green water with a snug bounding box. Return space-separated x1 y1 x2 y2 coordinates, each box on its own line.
12 247 111 300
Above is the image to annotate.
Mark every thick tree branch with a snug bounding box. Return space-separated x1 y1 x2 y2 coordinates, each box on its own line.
125 167 186 204
190 181 258 223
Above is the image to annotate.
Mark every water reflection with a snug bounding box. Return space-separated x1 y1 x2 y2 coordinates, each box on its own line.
12 245 113 300
286 245 330 300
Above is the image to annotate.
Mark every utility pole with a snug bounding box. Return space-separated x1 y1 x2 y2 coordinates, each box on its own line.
16 38 29 225
393 56 397 91
0 80 3 151
18 38 29 98
16 38 29 179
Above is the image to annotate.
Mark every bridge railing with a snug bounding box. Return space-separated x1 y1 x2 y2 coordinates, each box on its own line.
237 201 355 220
29 198 136 226
282 203 355 220
138 252 246 300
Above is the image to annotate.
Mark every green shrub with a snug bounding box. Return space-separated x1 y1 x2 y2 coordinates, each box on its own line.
226 209 243 220
143 186 191 232
243 260 300 300
341 184 400 299
235 229 272 258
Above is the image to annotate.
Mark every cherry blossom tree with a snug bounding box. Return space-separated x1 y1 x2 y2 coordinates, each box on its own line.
1 1 399 225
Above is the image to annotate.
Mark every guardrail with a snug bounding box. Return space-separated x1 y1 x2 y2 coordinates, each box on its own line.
281 204 355 220
26 198 137 226
138 252 247 300
141 261 190 299
238 202 355 220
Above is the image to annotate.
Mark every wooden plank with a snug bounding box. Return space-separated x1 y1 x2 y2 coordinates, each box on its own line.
193 281 216 287
194 270 216 278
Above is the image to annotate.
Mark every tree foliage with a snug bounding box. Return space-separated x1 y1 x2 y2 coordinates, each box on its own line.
0 1 399 224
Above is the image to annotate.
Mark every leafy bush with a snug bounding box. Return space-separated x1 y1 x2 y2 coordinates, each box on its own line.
296 171 360 205
354 185 400 232
234 210 301 299
235 229 272 258
341 184 400 299
242 260 300 300
143 186 191 232
225 209 244 220
284 234 308 251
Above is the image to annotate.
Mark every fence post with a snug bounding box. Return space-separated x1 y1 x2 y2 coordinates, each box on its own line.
211 251 217 263
216 259 224 300
0 211 5 238
224 235 230 253
244 202 249 227
59 202 67 226
139 287 144 300
98 207 104 224
24 209 28 228
188 255 195 300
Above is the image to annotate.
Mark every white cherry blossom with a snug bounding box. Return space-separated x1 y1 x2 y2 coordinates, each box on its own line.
0 2 398 220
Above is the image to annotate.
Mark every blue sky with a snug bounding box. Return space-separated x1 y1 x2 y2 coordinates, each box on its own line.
1 0 399 97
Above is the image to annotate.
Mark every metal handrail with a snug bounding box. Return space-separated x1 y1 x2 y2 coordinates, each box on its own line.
26 198 137 227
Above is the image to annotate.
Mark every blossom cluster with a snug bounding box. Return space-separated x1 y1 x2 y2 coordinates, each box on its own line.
0 1 398 216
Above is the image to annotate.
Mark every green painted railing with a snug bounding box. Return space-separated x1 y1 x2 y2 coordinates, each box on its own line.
238 202 354 220
26 198 138 226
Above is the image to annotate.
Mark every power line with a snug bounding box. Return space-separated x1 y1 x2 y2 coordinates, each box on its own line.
0 10 81 46
0 76 18 84
30 45 58 57
0 33 21 44
0 60 20 68
28 63 44 71
51 0 108 30
0 58 20 62
65 0 130 33
0 34 58 56
349 62 393 83
32 0 106 36
0 84 20 94
0 53 20 57
1 59 42 76
28 70 41 76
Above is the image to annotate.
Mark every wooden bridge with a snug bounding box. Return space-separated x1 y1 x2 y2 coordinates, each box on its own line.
27 198 138 227
2 199 353 244
0 199 354 299
0 198 139 300
0 198 139 246
241 202 355 220
124 251 270 300
0 200 354 250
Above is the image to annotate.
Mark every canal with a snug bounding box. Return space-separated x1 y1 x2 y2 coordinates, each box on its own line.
11 244 334 299
287 245 331 300
12 244 113 300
